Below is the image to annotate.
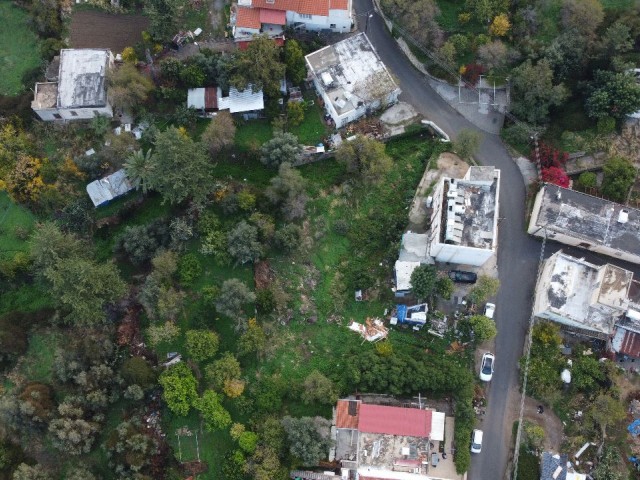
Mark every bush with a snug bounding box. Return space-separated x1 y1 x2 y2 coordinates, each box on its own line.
256 288 276 314
274 224 301 252
601 156 636 202
597 116 616 135
114 220 170 265
462 64 485 85
178 253 202 285
185 329 220 361
333 219 349 236
577 171 597 189
531 143 568 169
541 166 570 188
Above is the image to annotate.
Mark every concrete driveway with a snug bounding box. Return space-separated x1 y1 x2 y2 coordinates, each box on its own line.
352 1 543 478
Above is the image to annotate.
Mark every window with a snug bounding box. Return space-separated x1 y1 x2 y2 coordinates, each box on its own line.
300 13 312 19
330 23 336 28
53 113 62 120
70 110 78 117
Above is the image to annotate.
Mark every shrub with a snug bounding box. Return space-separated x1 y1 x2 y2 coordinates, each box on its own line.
256 288 276 314
178 253 203 285
531 142 569 169
185 329 220 361
541 166 570 188
577 171 597 189
461 63 485 85
597 116 616 135
333 219 349 236
274 224 301 252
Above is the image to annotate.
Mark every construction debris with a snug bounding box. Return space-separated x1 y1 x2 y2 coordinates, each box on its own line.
348 317 388 342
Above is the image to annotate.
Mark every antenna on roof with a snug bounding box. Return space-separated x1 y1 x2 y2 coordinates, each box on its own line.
556 190 561 201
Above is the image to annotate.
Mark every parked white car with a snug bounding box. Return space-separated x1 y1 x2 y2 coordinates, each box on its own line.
484 302 495 319
471 429 483 453
479 352 495 382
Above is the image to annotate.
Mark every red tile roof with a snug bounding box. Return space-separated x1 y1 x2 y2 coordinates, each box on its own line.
358 404 431 437
335 400 359 429
251 0 331 16
259 8 286 25
236 6 262 29
330 0 349 10
618 328 640 357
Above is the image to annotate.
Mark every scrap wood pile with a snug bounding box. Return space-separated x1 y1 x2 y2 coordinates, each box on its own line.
344 118 384 139
348 317 388 342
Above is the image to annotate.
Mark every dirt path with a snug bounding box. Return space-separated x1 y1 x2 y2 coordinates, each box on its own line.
210 0 226 36
516 396 565 452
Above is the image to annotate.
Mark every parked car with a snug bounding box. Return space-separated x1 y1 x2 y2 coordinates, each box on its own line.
484 302 495 319
471 429 483 453
479 352 495 382
448 270 477 283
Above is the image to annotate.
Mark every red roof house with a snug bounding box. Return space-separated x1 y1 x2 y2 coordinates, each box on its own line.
358 404 432 437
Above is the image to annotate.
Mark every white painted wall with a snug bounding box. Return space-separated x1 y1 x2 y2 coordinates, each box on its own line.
429 243 494 266
34 105 113 122
286 10 352 32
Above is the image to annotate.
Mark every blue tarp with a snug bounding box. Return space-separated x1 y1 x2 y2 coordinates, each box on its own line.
628 419 640 436
396 304 408 323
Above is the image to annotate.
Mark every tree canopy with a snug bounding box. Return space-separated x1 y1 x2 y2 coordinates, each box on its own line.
159 362 198 416
230 35 286 97
585 70 640 119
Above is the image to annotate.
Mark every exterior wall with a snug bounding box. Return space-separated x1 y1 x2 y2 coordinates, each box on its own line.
286 10 351 32
34 105 113 122
34 108 61 121
234 26 260 38
429 243 494 266
327 9 352 32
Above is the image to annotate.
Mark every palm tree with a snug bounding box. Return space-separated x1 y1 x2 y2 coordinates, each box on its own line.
124 149 154 193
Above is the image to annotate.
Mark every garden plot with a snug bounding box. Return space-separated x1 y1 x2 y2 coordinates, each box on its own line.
69 11 149 53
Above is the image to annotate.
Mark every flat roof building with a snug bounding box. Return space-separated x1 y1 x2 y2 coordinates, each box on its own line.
305 33 401 128
529 185 640 264
32 49 114 122
427 166 500 267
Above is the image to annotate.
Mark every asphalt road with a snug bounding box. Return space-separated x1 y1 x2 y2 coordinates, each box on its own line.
351 1 543 478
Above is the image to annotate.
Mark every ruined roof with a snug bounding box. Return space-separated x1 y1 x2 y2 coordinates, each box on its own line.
336 399 360 429
535 252 632 335
58 49 110 108
305 33 399 117
531 185 640 259
541 452 568 480
358 404 431 437
612 326 640 357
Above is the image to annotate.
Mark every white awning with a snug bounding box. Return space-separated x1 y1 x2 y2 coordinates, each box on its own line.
430 411 445 441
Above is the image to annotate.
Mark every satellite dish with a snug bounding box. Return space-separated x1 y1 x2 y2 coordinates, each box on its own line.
561 369 571 384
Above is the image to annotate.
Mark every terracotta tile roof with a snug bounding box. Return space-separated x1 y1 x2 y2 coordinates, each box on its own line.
358 404 431 437
259 8 286 24
236 6 261 29
335 400 359 429
330 0 349 10
252 0 330 16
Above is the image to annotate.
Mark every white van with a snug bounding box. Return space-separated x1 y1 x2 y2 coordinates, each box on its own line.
471 429 483 453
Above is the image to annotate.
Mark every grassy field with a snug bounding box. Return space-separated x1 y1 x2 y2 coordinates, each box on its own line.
0 192 36 261
0 2 41 96
17 328 62 384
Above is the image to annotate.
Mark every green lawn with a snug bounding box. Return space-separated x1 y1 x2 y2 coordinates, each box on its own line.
18 329 62 384
0 191 36 261
0 2 41 95
289 99 329 145
235 120 273 152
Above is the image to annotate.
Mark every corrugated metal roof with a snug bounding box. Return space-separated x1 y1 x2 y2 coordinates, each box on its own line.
358 404 431 437
613 327 640 357
335 399 359 429
86 169 134 207
236 6 262 29
187 87 218 110
260 8 287 24
218 86 264 113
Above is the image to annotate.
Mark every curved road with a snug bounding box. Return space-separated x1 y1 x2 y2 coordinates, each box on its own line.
352 1 543 478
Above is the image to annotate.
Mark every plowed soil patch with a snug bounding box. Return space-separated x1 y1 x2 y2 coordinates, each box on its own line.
70 11 149 53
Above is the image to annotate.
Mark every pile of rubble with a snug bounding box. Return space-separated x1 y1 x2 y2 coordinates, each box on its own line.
348 317 388 342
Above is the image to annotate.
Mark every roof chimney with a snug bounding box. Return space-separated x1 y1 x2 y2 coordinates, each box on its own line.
618 209 629 224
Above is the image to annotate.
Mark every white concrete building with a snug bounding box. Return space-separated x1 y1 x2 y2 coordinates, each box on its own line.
427 166 500 267
305 33 401 128
529 185 640 265
32 49 114 121
533 251 636 339
233 0 352 40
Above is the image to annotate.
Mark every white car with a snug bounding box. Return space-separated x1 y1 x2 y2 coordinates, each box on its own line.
479 352 495 382
471 429 483 453
484 302 495 319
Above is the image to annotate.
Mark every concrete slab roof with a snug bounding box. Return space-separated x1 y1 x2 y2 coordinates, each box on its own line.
531 185 640 259
305 33 399 117
58 49 110 108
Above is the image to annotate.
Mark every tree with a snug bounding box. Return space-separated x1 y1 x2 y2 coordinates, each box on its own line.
468 315 497 341
215 279 256 318
335 135 392 184
281 416 333 466
489 14 511 36
287 102 305 127
601 156 636 202
284 40 306 85
599 21 633 58
48 415 99 455
121 357 156 388
107 64 154 112
477 40 512 70
12 464 52 480
523 421 545 450
592 446 624 480
5 155 45 205
159 362 198 416
206 352 243 391
43 256 125 326
193 390 232 431
114 220 170 265
578 172 598 189
265 162 309 221
382 0 443 48
544 32 587 80
185 329 220 361
588 394 625 443
453 129 482 161
260 132 303 168
145 0 180 40
103 419 159 475
145 127 212 204
410 265 438 300
202 111 236 154
227 221 264 265
467 276 500 305
237 318 267 358
274 224 301 252
561 0 604 38
436 276 455 299
147 321 181 346
238 431 259 454
124 149 154 193
510 60 567 124
301 370 338 405
585 70 640 120
230 35 286 97
64 465 99 480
